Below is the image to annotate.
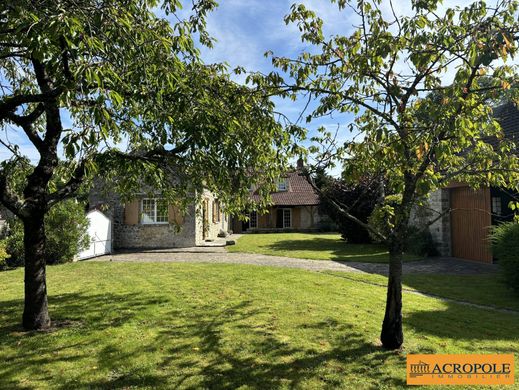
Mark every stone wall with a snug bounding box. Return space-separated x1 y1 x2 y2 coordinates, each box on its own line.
89 184 197 249
0 206 14 237
299 205 321 229
410 189 451 256
195 190 230 244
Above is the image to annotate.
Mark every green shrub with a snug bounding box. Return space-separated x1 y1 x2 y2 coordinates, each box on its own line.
0 240 10 271
4 220 24 268
367 194 402 243
317 174 382 243
405 226 438 257
5 200 90 267
368 195 437 256
491 222 519 293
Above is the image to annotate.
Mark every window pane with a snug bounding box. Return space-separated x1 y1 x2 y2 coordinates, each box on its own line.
283 209 291 228
156 199 168 223
141 199 155 223
250 211 258 228
492 197 501 216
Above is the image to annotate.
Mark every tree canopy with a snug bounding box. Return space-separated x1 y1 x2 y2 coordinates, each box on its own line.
0 0 300 330
259 0 519 349
0 0 298 217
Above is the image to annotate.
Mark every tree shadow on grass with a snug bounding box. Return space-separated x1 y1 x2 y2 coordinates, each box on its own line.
405 302 519 354
156 304 405 389
0 292 405 389
0 292 173 389
7 289 516 389
264 238 390 263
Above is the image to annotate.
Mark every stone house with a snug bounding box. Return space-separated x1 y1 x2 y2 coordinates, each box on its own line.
232 161 322 233
419 102 519 263
90 186 230 250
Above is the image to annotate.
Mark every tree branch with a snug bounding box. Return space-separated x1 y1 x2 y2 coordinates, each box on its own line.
301 170 387 242
46 161 87 207
0 167 25 218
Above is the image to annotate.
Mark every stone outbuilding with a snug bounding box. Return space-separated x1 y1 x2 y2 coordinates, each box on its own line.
89 186 230 250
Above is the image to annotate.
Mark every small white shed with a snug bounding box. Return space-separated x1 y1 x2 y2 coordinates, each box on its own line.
78 210 112 260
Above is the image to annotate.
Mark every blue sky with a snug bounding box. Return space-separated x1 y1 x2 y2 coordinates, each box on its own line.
0 0 506 174
193 0 361 172
190 0 486 172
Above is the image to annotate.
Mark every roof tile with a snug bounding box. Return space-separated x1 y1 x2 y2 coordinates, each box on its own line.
252 171 320 206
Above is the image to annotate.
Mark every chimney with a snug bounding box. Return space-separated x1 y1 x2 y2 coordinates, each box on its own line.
296 158 304 170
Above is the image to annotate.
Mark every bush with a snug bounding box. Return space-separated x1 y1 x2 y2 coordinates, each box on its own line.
405 226 438 257
491 222 519 293
0 240 10 271
5 200 90 267
316 217 338 233
317 173 382 243
367 194 402 243
368 195 438 256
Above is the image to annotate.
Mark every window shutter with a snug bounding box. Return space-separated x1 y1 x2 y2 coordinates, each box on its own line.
168 205 184 226
212 201 217 223
124 200 139 225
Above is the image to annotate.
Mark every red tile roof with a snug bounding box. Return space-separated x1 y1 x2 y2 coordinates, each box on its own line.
252 171 320 206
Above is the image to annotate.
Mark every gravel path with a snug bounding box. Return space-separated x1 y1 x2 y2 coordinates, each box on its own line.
94 248 498 276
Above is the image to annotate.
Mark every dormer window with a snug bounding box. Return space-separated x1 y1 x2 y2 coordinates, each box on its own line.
277 179 288 192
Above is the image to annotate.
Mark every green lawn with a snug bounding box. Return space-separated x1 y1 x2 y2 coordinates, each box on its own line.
1 262 518 389
228 232 418 262
325 272 519 312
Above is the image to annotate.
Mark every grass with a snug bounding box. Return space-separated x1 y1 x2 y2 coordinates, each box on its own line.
325 272 519 312
1 262 519 389
227 232 418 263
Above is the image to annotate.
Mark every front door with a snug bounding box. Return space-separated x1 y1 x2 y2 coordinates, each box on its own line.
276 208 291 228
276 208 283 228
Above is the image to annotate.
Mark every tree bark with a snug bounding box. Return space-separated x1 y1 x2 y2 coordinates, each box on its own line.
380 238 404 349
22 212 51 330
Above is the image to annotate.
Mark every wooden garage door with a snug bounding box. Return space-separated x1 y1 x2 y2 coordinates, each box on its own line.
450 187 493 263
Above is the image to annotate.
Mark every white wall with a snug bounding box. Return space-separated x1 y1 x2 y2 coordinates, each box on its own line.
78 210 112 260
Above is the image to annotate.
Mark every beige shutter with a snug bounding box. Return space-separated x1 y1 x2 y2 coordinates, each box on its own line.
124 200 139 225
212 201 217 223
168 205 184 226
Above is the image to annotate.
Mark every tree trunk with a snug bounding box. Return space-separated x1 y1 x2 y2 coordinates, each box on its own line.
22 213 51 330
380 239 404 349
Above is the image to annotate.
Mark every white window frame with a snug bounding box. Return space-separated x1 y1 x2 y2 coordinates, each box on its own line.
141 198 168 225
249 211 258 228
282 208 292 228
277 179 288 192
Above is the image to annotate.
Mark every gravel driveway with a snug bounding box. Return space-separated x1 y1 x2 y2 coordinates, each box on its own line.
93 247 498 276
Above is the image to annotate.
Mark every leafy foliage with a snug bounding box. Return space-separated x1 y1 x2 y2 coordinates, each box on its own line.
5 200 89 266
258 0 519 348
258 0 519 242
0 0 298 221
405 226 438 257
316 172 381 243
0 240 10 270
491 222 519 294
367 195 402 243
0 0 301 328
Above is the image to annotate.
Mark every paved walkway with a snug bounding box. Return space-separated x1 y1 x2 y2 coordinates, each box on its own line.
95 247 498 276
